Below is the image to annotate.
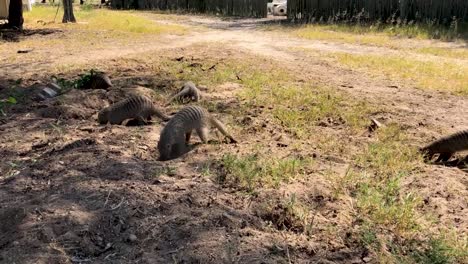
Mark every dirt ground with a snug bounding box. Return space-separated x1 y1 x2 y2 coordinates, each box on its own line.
0 12 467 264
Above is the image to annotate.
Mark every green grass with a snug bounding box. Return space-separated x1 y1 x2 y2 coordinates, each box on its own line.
291 24 398 48
416 47 468 60
353 124 421 233
238 72 374 139
218 153 309 192
410 237 468 264
24 5 185 34
160 49 375 140
328 124 467 263
284 22 467 49
332 52 468 95
320 23 467 41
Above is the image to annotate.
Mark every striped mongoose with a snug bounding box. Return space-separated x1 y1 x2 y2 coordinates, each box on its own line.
85 73 113 90
98 95 170 125
166 81 201 105
420 130 468 162
157 105 237 161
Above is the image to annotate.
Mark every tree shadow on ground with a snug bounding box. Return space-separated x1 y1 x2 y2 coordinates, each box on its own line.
0 28 62 42
0 138 274 263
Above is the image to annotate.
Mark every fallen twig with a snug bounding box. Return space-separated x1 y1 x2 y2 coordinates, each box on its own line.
110 197 125 210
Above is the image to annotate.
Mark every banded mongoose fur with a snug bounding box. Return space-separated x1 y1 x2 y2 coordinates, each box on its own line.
85 73 113 90
157 105 237 161
420 129 468 162
98 95 170 125
166 81 202 105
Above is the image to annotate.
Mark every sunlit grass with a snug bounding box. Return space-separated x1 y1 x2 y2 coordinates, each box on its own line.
219 153 310 192
327 124 467 263
24 5 185 34
281 22 466 49
331 52 468 95
416 47 468 60
159 49 375 140
291 25 398 48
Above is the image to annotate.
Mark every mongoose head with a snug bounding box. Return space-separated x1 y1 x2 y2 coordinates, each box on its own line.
158 142 172 161
419 147 434 161
97 108 110 124
158 142 185 161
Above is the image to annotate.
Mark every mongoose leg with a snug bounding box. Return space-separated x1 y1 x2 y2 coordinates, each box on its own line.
172 142 187 159
134 116 148 126
185 131 192 144
196 127 210 143
436 153 452 163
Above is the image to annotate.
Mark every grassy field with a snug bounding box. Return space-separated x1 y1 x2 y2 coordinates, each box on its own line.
331 53 468 95
154 48 467 263
286 23 467 49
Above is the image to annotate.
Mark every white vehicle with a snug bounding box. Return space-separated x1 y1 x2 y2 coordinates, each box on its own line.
267 0 287 16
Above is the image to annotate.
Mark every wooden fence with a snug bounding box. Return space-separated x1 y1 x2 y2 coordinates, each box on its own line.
287 0 468 23
112 0 268 18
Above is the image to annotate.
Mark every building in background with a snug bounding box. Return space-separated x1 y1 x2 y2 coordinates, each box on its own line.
0 0 35 19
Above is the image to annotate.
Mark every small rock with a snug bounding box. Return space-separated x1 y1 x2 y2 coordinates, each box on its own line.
128 234 137 242
363 257 372 263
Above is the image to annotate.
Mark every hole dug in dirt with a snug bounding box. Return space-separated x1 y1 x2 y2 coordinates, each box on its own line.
254 196 313 234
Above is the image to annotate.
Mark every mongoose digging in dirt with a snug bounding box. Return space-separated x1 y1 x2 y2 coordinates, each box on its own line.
84 73 113 90
157 105 237 161
166 81 202 105
420 129 468 162
98 95 170 125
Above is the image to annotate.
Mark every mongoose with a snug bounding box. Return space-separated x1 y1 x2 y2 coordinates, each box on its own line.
98 95 170 125
420 129 468 162
157 105 237 161
84 73 113 90
166 81 202 105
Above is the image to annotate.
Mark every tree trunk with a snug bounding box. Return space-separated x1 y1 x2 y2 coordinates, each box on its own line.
7 0 24 29
63 0 77 23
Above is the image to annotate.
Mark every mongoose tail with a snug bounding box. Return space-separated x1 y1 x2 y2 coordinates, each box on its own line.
420 130 468 162
210 117 237 144
150 105 171 122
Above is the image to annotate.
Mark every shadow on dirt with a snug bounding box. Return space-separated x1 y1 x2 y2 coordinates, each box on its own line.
0 28 62 42
0 140 269 263
0 70 270 263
